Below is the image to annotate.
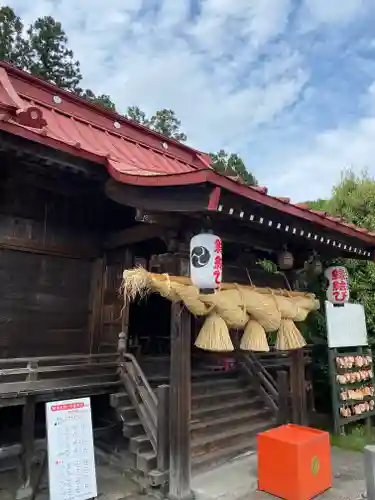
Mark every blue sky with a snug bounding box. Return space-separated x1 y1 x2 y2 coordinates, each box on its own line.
7 0 375 201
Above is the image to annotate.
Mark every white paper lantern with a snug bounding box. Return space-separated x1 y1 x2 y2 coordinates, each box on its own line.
324 266 350 304
277 250 294 270
190 233 222 289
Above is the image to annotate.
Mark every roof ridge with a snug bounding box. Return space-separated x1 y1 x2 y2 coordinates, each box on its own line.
0 61 207 159
20 93 200 168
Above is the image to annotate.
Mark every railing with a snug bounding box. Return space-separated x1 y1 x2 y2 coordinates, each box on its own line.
237 348 312 425
118 353 170 477
0 353 120 402
237 351 278 415
118 353 158 450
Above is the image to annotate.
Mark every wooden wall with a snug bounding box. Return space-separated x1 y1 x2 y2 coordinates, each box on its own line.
0 249 92 356
0 174 100 358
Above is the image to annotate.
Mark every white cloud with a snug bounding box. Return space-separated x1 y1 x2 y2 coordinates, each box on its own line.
5 0 375 202
8 0 306 152
300 0 366 27
264 81 375 201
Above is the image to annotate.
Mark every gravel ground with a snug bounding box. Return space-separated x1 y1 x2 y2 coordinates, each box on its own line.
0 446 367 500
0 451 150 500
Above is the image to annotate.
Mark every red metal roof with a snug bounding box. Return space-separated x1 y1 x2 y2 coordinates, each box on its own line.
0 61 374 248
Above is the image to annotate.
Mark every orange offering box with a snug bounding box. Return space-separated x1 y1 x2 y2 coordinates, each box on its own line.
257 424 332 500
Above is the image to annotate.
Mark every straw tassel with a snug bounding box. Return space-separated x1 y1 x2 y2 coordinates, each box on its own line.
275 319 306 350
240 320 269 352
194 313 234 352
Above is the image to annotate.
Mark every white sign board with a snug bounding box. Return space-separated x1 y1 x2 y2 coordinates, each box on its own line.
46 397 97 500
325 301 368 348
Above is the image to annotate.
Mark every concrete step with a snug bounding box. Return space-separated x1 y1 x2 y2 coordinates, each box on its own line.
191 420 272 459
192 451 259 499
191 407 272 440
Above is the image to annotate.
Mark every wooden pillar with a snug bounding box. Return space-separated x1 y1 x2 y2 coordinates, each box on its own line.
290 349 307 425
120 249 133 352
169 303 193 500
277 370 290 425
157 384 170 473
17 362 37 499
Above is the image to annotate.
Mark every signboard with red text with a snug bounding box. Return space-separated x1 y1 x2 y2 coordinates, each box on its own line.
46 397 97 500
325 266 350 304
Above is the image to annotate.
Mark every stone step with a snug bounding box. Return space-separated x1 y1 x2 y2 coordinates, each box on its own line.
191 407 272 440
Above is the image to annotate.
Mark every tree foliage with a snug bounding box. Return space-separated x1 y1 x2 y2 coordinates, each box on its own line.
80 89 117 111
326 171 375 340
148 109 187 142
126 107 187 141
307 170 375 342
0 6 29 67
125 105 149 126
210 149 258 186
27 16 82 90
0 4 259 186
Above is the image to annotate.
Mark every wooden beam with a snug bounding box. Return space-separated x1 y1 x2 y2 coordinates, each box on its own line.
0 236 97 260
169 303 193 500
105 179 212 212
104 224 168 249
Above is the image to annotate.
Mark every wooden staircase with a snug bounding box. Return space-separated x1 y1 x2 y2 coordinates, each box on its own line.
109 359 278 483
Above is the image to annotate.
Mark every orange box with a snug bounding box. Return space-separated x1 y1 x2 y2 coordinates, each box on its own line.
257 424 332 500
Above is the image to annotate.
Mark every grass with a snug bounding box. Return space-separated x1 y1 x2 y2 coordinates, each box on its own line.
330 424 375 452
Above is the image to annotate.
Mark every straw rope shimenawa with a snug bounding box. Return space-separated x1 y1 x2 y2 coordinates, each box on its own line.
121 268 320 353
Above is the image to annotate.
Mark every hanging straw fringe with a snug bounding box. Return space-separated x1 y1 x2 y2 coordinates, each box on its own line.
121 268 318 352
195 313 234 352
240 320 269 352
276 319 307 350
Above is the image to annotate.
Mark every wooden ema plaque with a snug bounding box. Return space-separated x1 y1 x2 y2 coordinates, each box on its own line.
328 347 375 434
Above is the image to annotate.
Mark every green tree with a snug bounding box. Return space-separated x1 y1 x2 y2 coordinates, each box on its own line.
0 6 30 68
80 89 117 111
125 106 187 141
326 171 375 340
125 105 150 126
27 16 82 90
307 170 375 341
149 109 187 142
305 199 328 211
210 149 258 186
